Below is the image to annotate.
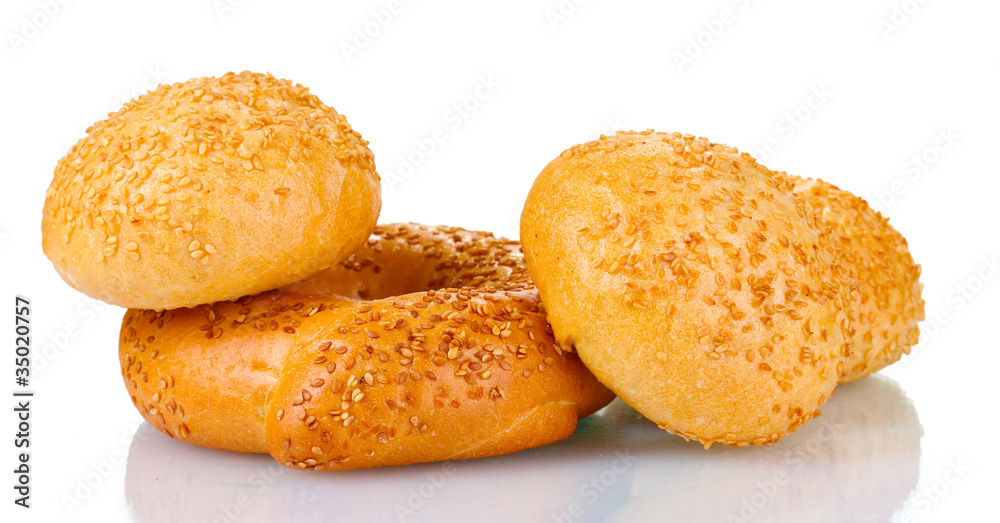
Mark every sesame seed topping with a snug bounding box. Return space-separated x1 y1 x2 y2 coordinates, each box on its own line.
117 222 610 469
522 131 858 447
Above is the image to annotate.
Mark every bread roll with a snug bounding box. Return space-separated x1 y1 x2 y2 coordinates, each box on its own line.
119 224 615 470
521 131 852 447
43 71 380 310
792 177 923 382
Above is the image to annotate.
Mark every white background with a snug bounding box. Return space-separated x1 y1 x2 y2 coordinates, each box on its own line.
2 0 998 521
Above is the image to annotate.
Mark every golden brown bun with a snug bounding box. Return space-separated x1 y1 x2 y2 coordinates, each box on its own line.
791 177 924 382
119 223 615 470
520 131 852 447
43 71 380 310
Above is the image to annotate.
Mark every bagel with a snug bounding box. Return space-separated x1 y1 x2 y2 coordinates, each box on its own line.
119 223 615 470
43 71 380 310
791 177 923 382
520 131 852 447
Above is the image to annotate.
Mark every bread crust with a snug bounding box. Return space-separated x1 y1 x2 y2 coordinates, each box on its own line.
119 224 614 470
43 71 380 310
792 177 923 382
521 131 852 447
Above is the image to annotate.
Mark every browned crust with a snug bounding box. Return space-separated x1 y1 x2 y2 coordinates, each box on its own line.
119 224 615 470
521 131 852 448
791 177 924 382
43 71 380 310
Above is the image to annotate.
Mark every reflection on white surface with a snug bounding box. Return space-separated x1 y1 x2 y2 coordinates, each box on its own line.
124 376 921 522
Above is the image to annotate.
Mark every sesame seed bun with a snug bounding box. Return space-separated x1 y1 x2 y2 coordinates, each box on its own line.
119 224 614 470
792 177 924 382
43 71 380 310
520 131 852 447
